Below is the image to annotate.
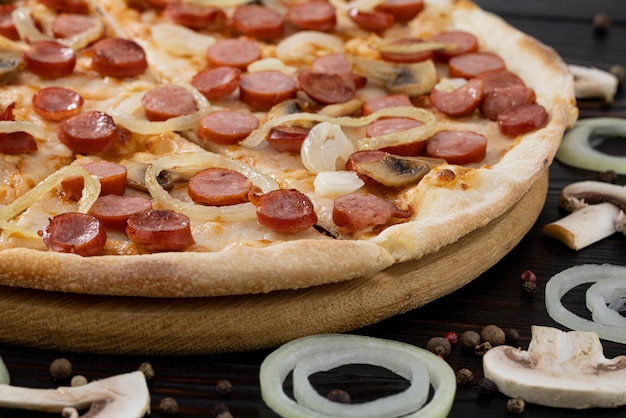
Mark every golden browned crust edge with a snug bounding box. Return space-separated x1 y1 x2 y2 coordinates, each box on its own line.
0 239 394 297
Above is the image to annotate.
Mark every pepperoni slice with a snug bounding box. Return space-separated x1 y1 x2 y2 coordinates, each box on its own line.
206 38 261 70
333 192 412 234
188 168 252 206
345 150 388 184
448 52 505 79
376 0 423 23
88 194 153 230
32 87 84 122
39 213 107 257
286 0 336 32
141 84 198 122
197 110 259 144
347 8 394 32
38 0 89 14
379 38 435 63
0 103 37 153
476 69 525 94
23 40 76 79
230 5 283 40
362 94 412 116
479 85 536 121
425 130 487 165
58 111 120 154
61 160 128 200
431 31 479 62
497 103 548 136
163 0 222 29
430 78 483 117
266 126 310 153
0 131 37 154
365 117 426 156
249 189 318 234
298 70 356 105
310 53 366 89
51 13 100 39
0 5 19 41
239 70 297 110
89 38 148 78
191 66 241 101
126 209 195 252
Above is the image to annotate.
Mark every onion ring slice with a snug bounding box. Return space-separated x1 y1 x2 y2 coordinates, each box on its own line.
585 278 626 327
146 151 278 222
259 334 456 418
293 347 430 418
545 264 626 344
555 118 626 174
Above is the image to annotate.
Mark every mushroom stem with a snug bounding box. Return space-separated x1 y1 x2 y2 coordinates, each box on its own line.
542 202 621 250
0 371 150 417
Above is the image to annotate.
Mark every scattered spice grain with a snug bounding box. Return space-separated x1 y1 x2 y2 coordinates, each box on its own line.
50 358 72 380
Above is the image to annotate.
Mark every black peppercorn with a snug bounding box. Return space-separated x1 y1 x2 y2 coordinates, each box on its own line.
478 377 497 396
504 329 520 347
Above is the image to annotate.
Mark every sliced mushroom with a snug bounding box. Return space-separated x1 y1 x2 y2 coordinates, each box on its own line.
354 154 443 188
0 371 150 417
569 64 618 103
483 325 626 409
351 56 437 96
543 181 626 249
120 159 178 192
0 52 21 84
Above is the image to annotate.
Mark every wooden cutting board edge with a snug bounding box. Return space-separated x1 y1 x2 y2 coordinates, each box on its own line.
0 171 548 355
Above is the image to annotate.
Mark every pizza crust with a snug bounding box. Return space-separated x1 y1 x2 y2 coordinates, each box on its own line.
0 0 577 297
0 238 394 297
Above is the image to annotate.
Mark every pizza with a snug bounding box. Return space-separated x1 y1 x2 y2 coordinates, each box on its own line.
0 0 577 297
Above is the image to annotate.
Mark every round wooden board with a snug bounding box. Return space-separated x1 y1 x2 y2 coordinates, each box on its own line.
0 172 548 355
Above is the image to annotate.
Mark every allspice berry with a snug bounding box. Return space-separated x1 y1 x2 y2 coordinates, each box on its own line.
459 330 481 351
480 325 505 347
327 389 351 404
216 379 233 398
426 337 452 357
138 361 155 381
50 358 72 380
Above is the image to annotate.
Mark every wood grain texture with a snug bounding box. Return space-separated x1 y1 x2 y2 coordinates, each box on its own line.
0 173 548 355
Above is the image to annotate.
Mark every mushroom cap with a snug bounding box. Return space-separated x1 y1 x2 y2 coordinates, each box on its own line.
483 326 626 409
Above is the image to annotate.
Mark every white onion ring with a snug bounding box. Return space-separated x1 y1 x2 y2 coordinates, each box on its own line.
313 171 364 197
151 23 216 57
0 121 45 139
12 7 104 50
259 334 456 418
242 106 437 150
293 347 430 418
145 152 278 222
585 278 626 327
276 31 345 65
0 166 100 239
556 118 626 174
545 264 626 344
301 122 356 173
111 85 210 135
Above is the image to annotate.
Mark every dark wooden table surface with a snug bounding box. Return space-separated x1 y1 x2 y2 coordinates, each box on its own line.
1 1 626 417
